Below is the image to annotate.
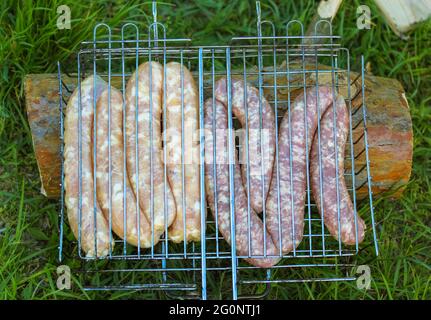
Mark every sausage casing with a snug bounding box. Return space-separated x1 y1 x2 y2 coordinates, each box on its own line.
164 62 202 243
266 87 336 254
204 98 280 268
125 62 176 233
214 78 276 214
96 87 163 248
64 75 113 257
310 95 366 245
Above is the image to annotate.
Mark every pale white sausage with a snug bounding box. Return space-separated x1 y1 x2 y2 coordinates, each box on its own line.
64 75 113 257
164 62 202 243
125 62 176 234
96 87 163 248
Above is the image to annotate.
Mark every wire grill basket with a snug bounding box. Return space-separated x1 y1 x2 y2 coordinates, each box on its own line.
57 1 378 300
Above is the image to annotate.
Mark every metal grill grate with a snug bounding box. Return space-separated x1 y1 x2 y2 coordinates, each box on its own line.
57 1 378 300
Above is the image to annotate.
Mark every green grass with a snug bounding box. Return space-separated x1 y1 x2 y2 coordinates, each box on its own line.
0 0 430 300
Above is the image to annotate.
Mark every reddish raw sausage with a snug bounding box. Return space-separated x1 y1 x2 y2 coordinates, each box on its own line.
214 78 276 214
310 95 366 245
204 98 280 268
266 86 339 254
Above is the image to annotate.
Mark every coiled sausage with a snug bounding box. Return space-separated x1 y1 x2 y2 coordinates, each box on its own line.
125 62 176 234
214 78 276 214
165 62 202 243
96 87 163 248
204 98 280 268
266 86 359 254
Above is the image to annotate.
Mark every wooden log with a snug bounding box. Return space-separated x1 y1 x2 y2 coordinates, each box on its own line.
350 74 412 199
25 74 66 197
24 68 412 199
304 0 343 44
374 0 431 38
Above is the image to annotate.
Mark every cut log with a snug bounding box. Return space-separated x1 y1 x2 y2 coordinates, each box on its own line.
25 75 66 197
375 0 431 38
24 68 412 199
304 0 343 44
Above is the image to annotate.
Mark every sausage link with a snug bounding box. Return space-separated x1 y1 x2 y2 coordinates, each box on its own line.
164 62 202 243
125 62 176 233
310 96 366 245
265 86 335 254
214 78 276 214
204 99 280 268
96 87 163 248
64 75 113 257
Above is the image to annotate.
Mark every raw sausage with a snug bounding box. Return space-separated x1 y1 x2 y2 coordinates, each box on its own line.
214 78 276 214
64 75 113 257
125 61 176 234
204 98 280 268
164 62 202 243
265 86 337 254
96 87 163 248
310 95 366 244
